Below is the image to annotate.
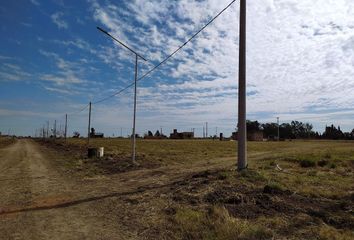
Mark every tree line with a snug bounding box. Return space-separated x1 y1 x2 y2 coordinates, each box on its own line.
246 120 354 140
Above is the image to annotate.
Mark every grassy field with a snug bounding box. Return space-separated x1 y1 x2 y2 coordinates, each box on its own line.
0 136 16 148
40 138 354 239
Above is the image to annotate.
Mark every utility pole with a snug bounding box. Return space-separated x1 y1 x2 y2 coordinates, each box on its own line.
59 122 62 137
216 126 218 136
46 121 49 138
206 122 208 138
65 114 68 142
120 127 123 138
97 26 147 163
203 126 205 138
54 120 57 139
43 125 45 139
237 0 247 170
88 102 92 146
277 117 280 141
132 54 139 162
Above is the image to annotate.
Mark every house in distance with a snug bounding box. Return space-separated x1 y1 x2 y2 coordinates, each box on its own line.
90 128 104 138
170 129 194 139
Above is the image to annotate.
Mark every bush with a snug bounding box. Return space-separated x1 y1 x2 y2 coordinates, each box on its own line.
300 159 316 168
318 159 329 167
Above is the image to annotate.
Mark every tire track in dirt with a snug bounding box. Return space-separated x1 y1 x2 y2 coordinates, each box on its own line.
0 139 134 240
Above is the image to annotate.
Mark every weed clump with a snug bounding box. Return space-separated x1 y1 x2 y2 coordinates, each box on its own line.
300 159 316 168
263 182 288 195
239 169 267 182
329 162 336 169
173 206 273 240
318 159 329 167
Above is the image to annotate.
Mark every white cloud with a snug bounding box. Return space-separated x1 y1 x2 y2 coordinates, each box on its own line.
30 0 40 6
84 0 354 133
44 86 78 95
0 63 31 82
38 50 85 86
51 12 68 29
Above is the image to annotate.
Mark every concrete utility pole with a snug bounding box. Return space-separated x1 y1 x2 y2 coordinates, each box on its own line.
206 122 208 138
237 0 247 170
46 121 49 138
277 117 280 141
203 126 205 138
54 120 57 139
87 102 92 146
132 54 139 162
97 27 147 163
43 125 45 139
65 114 68 142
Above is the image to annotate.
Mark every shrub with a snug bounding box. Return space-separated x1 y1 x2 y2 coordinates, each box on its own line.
318 159 329 167
300 159 316 168
329 163 336 169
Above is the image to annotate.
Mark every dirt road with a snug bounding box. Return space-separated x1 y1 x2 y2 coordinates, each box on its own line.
0 139 227 239
0 140 172 239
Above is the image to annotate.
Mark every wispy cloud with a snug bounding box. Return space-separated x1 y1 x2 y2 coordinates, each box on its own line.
0 63 31 81
38 49 85 87
51 12 68 29
30 0 40 6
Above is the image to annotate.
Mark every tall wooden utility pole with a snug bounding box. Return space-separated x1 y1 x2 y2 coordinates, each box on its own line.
87 102 91 146
238 0 247 170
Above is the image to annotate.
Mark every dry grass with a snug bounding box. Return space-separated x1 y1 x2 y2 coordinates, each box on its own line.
41 138 354 239
0 136 16 148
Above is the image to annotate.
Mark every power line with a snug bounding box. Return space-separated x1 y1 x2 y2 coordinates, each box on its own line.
68 103 90 116
92 0 237 105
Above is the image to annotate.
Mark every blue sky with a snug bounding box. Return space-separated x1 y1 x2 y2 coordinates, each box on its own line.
1 0 354 137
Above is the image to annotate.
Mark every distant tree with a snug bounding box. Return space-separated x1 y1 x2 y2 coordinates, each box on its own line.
73 131 80 138
154 130 161 137
290 121 315 139
279 123 294 139
147 131 153 137
322 124 344 140
262 123 278 138
247 120 262 132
